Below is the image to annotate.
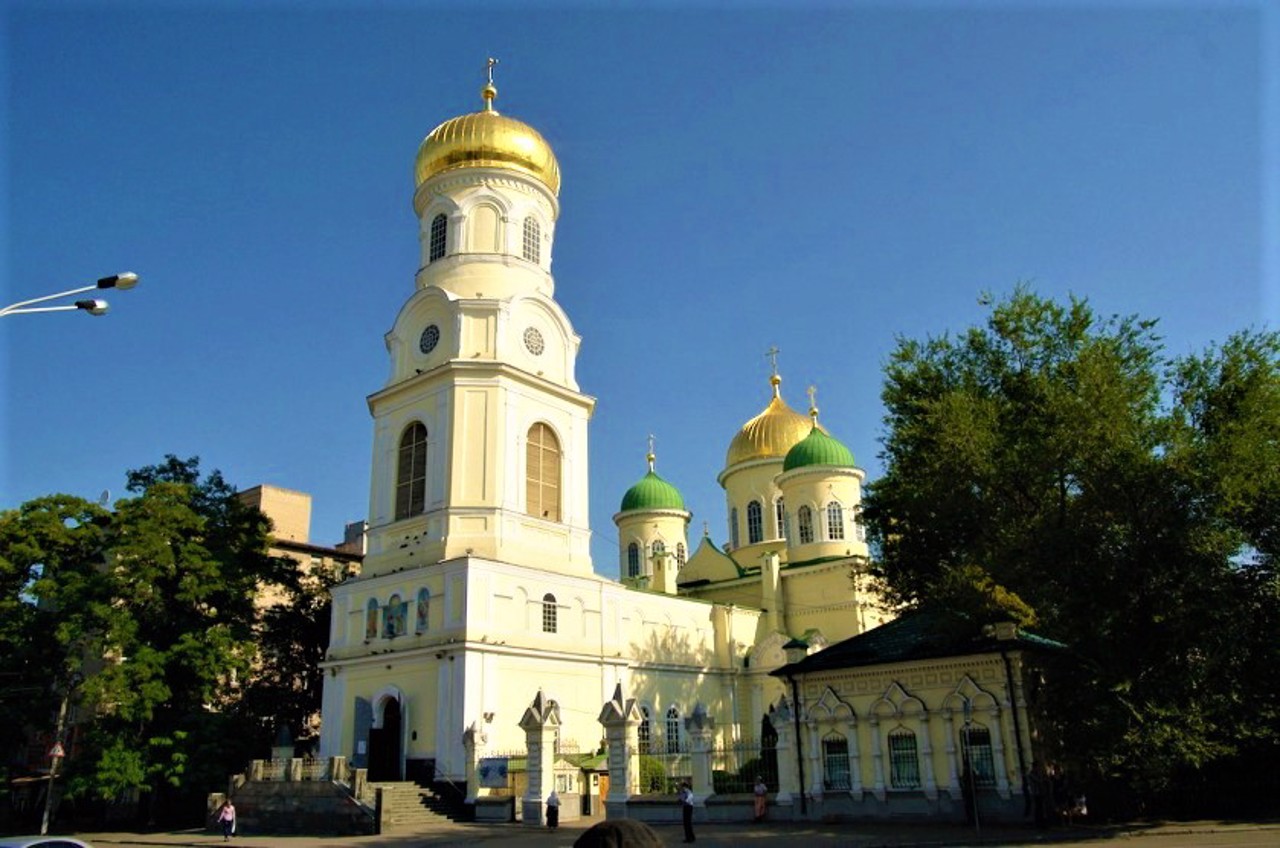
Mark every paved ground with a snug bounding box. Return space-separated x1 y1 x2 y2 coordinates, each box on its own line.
54 816 1280 848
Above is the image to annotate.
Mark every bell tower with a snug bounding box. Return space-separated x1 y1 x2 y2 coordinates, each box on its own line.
362 62 594 579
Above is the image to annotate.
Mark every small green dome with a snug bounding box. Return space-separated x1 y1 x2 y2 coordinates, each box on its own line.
783 426 855 471
620 470 686 512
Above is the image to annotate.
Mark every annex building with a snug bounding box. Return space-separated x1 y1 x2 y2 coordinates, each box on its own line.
317 68 1053 823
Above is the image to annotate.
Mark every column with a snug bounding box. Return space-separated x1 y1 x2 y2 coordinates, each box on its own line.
519 690 559 827
772 699 799 809
684 702 715 802
598 682 641 817
462 721 487 804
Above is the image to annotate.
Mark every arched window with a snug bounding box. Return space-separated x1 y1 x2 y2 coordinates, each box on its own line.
798 505 814 544
666 706 681 753
961 724 996 787
384 594 405 638
651 540 666 569
747 500 763 544
827 501 845 540
822 732 852 790
676 543 686 568
729 507 740 550
429 213 448 262
775 498 788 541
522 216 541 263
365 598 379 639
542 593 557 633
415 588 430 633
854 504 867 542
638 706 652 755
526 423 561 522
627 542 640 578
394 422 428 521
888 728 921 789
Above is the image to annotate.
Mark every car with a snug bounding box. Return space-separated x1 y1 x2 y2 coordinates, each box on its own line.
0 838 94 848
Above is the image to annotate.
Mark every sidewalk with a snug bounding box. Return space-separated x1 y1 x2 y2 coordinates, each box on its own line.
66 816 1280 848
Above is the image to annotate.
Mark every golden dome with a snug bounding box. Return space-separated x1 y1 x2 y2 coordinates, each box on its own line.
414 78 560 201
725 375 825 467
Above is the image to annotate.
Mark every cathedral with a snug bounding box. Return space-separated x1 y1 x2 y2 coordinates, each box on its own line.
317 68 884 786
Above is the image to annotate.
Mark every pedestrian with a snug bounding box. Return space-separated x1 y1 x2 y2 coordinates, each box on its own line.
752 775 768 822
216 799 236 840
678 780 695 843
546 788 560 829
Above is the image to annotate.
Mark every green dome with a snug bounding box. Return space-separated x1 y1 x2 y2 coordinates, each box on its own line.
783 426 855 471
619 470 686 512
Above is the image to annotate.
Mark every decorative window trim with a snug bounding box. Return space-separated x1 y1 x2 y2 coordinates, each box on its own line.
747 500 764 545
822 732 852 790
827 501 845 541
526 422 562 522
888 728 922 789
522 216 541 264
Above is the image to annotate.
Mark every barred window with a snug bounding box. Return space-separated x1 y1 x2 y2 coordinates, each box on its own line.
522 216 541 263
415 587 430 633
542 593 557 633
366 598 379 639
827 501 845 540
822 732 852 790
798 505 814 544
526 423 561 522
676 543 686 568
627 542 640 577
888 729 921 789
775 498 788 541
666 706 681 753
429 213 448 262
961 725 997 788
394 422 428 521
730 507 740 550
747 500 763 544
638 707 652 755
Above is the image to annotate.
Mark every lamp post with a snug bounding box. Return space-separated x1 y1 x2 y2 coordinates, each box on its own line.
1 272 140 318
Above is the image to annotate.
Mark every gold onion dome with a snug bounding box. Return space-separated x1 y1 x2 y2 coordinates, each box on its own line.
725 374 825 466
414 75 561 200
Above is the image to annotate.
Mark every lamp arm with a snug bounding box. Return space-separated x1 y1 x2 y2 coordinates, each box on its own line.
0 284 98 314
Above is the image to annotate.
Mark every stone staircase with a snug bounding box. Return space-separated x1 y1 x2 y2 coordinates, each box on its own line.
368 779 470 831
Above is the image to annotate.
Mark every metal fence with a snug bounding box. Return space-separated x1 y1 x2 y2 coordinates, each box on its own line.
710 736 778 794
637 742 691 795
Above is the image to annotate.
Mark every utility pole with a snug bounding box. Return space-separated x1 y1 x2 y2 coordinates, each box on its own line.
40 688 71 835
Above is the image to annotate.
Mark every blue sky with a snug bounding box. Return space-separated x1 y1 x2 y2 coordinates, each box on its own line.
2 1 1276 577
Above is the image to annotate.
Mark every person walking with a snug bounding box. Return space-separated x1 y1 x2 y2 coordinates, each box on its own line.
678 781 696 843
752 775 768 822
216 799 236 840
546 788 560 829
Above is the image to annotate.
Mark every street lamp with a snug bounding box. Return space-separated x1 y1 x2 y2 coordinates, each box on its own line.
0 272 140 318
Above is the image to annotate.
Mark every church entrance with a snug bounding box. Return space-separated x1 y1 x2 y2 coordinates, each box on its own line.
368 698 402 782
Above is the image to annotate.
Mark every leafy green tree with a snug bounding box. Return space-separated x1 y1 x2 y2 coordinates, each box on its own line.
864 288 1280 813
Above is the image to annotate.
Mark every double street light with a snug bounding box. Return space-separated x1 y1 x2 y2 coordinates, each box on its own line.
0 272 140 318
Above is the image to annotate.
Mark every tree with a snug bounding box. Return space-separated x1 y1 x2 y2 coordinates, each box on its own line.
864 288 1280 814
0 456 290 825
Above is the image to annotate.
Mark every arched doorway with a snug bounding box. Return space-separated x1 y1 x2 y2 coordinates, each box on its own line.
368 697 402 782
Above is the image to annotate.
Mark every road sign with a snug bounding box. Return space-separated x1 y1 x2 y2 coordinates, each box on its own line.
49 742 65 758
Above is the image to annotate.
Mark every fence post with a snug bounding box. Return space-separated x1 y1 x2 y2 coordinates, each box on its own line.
598 682 641 818
288 757 303 782
329 755 347 783
772 700 799 816
249 759 264 782
462 720 486 803
685 702 715 803
519 689 560 827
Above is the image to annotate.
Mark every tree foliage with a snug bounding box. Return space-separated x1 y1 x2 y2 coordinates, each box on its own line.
864 288 1280 813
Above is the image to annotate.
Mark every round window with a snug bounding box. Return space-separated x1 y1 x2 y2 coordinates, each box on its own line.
419 324 440 355
524 327 545 356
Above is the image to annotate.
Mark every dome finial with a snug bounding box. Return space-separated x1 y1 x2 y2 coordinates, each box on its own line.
766 345 782 398
647 433 656 473
482 57 499 112
807 384 819 424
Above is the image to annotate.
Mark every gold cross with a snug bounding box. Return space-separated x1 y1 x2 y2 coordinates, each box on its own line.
486 57 498 85
765 345 780 378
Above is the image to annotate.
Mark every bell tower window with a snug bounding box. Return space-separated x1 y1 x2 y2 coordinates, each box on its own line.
627 542 640 577
429 213 448 262
522 216 541 263
827 501 845 540
395 422 428 521
798 505 814 544
526 422 562 522
747 500 764 544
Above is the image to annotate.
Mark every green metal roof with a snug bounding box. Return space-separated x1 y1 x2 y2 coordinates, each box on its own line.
619 470 686 512
782 425 856 471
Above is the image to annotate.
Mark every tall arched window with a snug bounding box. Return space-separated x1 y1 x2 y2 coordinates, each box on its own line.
627 542 640 577
827 501 845 540
666 706 682 753
676 543 686 568
526 423 561 522
395 422 428 521
638 706 652 755
429 213 448 262
542 593 558 633
415 588 430 633
775 498 788 541
888 728 921 789
747 500 763 544
798 505 814 544
822 732 852 790
365 598 379 639
522 216 541 263
729 507 740 549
